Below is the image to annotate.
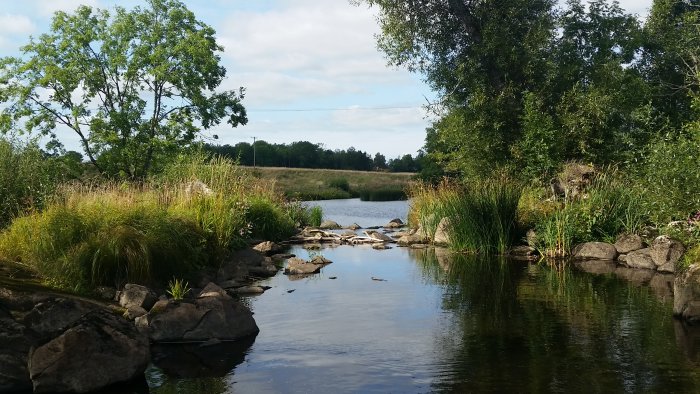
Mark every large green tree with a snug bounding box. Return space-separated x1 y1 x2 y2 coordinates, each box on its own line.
0 0 247 178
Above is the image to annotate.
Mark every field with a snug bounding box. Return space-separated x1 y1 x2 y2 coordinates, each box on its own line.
241 166 416 200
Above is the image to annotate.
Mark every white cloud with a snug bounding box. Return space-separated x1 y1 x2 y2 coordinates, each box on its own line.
0 14 35 35
34 0 102 17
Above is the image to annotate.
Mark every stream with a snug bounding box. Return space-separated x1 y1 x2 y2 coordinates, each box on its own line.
145 199 700 393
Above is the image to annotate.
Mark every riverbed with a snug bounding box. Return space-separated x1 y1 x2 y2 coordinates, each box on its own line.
145 199 700 393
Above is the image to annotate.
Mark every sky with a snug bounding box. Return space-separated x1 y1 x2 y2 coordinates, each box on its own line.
0 0 654 159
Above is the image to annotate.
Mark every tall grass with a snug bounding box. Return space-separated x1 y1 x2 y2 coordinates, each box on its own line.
0 154 307 292
408 177 523 254
532 169 647 257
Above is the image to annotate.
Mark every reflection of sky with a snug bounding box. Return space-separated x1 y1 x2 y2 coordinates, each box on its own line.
305 198 409 228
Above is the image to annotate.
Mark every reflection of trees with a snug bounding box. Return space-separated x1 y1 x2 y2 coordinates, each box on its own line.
413 249 700 393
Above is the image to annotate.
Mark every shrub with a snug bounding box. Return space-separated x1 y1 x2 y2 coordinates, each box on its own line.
327 177 351 193
408 177 523 254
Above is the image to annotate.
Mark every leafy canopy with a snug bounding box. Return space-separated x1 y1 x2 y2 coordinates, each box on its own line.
0 0 247 178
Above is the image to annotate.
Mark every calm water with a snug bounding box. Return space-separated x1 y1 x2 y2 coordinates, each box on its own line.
145 200 700 393
304 198 409 228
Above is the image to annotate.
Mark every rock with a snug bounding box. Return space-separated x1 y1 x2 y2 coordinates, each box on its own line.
346 223 362 230
650 235 685 270
0 313 33 392
614 234 645 254
28 310 149 394
625 248 656 270
232 286 267 295
674 264 700 322
433 217 452 246
397 233 425 246
364 230 393 242
252 241 283 256
185 180 213 197
271 253 295 260
248 260 279 277
319 220 341 230
575 260 617 275
217 280 239 289
217 248 267 282
22 298 98 340
118 284 157 311
372 244 391 250
139 293 259 342
199 282 228 298
284 257 322 275
410 244 429 249
309 255 333 265
618 254 627 263
123 306 148 320
526 229 537 246
572 242 618 260
94 286 117 301
658 262 675 274
507 245 538 260
384 218 404 228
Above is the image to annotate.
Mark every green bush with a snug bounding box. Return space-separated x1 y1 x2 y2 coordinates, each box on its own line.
328 177 351 192
358 187 406 201
408 177 523 254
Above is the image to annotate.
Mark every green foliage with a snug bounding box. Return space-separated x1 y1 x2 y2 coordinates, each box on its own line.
532 170 647 257
0 154 301 292
634 126 700 223
408 178 523 254
0 0 246 179
327 177 351 193
167 278 191 300
309 206 323 227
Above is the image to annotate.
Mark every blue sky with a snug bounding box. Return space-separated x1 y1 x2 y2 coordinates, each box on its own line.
0 0 654 159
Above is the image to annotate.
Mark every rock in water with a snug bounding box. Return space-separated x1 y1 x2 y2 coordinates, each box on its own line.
284 257 322 275
572 242 618 260
433 218 452 246
614 233 645 254
28 310 149 394
625 248 656 270
319 220 341 230
138 283 259 343
650 235 684 273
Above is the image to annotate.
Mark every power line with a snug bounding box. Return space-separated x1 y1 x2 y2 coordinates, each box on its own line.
247 105 422 113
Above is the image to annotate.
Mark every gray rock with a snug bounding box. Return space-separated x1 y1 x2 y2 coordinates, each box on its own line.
507 245 538 259
658 262 675 274
22 298 98 340
94 286 117 301
199 283 228 298
346 223 362 230
123 306 148 320
433 218 452 246
625 248 656 270
572 242 618 260
397 233 425 246
384 218 404 228
284 258 322 275
674 264 700 322
0 314 33 392
217 280 239 289
372 244 392 250
139 294 258 342
309 255 333 265
364 230 393 242
28 310 149 394
233 286 267 295
614 234 645 254
252 241 283 256
118 284 157 311
650 235 685 270
319 220 341 230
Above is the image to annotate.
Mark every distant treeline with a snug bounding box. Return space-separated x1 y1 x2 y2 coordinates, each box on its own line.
204 141 426 173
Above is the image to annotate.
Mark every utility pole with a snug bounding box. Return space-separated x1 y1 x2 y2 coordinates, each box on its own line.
252 136 256 168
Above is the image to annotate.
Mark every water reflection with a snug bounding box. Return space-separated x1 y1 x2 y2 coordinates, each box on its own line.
414 249 700 393
146 244 700 393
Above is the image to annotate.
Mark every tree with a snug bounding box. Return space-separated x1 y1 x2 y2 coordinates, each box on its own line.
373 152 387 170
0 0 247 178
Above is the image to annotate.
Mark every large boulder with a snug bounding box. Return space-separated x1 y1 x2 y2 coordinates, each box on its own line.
0 312 33 392
675 264 700 323
252 241 283 255
137 283 259 342
118 284 157 311
364 230 393 242
650 235 685 273
614 234 645 254
28 309 149 393
22 297 99 340
284 257 322 275
433 218 452 246
384 218 405 229
572 242 618 260
319 220 341 230
397 233 426 246
625 248 656 270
